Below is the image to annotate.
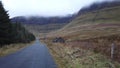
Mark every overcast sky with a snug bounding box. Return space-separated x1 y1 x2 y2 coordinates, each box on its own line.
1 0 109 18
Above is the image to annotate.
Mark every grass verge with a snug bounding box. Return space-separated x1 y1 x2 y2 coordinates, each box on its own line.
43 40 120 68
0 41 34 57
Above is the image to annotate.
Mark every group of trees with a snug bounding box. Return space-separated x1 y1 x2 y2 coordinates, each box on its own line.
11 23 35 43
0 1 35 47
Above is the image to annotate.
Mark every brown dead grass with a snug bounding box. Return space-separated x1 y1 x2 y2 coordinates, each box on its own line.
43 40 120 68
0 41 34 57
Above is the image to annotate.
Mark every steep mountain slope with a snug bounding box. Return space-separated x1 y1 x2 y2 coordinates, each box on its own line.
48 2 120 40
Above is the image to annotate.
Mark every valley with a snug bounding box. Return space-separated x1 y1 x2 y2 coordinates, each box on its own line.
8 1 120 68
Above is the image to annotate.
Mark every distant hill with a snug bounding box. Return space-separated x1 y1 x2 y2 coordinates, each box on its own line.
11 15 76 36
11 15 76 25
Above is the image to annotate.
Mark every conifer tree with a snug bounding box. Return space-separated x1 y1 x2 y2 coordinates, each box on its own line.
0 1 12 46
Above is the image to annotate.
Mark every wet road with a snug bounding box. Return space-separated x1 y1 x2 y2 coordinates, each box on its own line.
0 40 57 68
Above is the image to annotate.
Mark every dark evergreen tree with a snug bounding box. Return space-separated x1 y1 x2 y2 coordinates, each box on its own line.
0 1 12 46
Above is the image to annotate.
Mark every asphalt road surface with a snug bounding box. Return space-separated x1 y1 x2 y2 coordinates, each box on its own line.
0 40 57 68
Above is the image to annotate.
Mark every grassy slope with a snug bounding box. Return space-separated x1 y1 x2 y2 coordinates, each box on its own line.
47 6 120 40
42 40 120 68
43 6 120 68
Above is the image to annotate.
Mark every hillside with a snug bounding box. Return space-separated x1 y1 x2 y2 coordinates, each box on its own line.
47 3 120 40
44 1 120 65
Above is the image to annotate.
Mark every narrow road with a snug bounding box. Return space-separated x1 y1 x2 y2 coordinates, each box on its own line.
0 40 57 68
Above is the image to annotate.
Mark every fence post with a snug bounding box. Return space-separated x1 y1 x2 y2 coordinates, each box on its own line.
111 43 115 61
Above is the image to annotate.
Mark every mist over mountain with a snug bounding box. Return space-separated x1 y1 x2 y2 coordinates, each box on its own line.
11 1 120 25
78 1 120 15
11 15 76 25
